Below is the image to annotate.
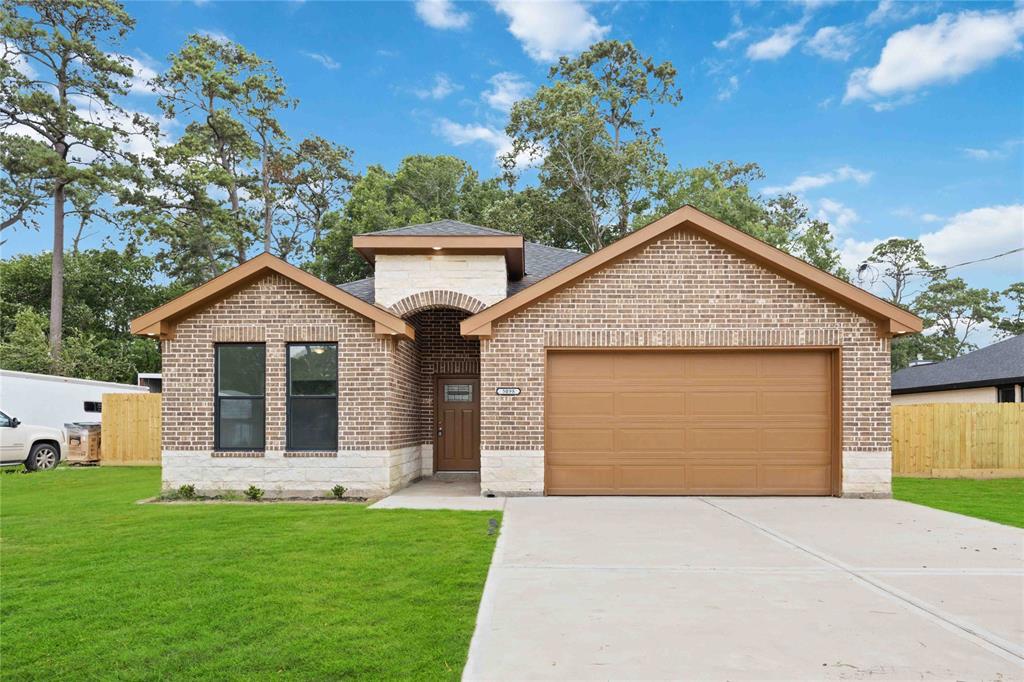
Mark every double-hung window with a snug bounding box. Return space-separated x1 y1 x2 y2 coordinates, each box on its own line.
287 344 338 450
215 344 266 450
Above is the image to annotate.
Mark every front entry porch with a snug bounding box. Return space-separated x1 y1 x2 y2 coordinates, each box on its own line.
370 474 505 511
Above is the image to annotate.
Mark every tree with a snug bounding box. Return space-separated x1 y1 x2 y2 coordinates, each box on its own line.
858 238 934 306
284 136 356 257
307 155 508 284
643 161 849 278
0 307 52 374
1 0 152 360
995 282 1024 338
504 40 682 252
914 277 1003 359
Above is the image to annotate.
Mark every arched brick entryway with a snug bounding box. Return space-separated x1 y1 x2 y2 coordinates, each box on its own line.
388 290 487 318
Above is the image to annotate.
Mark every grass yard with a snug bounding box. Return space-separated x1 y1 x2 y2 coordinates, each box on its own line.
892 477 1024 528
0 467 500 680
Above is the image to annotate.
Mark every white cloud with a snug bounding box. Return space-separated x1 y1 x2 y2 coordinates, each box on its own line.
845 8 1024 104
482 72 531 112
302 51 340 70
714 28 750 50
717 75 739 101
763 165 873 195
865 0 928 27
746 20 806 61
920 213 943 223
414 73 460 100
841 204 1024 284
493 0 609 62
3 47 37 79
817 198 859 232
196 29 231 43
805 26 856 61
865 0 895 26
414 0 470 29
961 138 1024 161
435 117 538 168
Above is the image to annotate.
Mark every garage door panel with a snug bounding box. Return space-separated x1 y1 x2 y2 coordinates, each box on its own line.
617 392 685 416
546 350 834 496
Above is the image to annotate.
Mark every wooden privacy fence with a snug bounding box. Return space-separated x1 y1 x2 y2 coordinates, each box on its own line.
100 393 161 465
892 403 1024 478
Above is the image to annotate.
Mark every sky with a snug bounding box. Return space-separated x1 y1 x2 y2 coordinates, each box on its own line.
4 0 1023 300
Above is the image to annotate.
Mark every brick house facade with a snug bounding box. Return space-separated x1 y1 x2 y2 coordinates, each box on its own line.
134 207 921 498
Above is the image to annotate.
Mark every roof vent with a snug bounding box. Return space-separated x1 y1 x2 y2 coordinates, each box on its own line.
909 355 935 368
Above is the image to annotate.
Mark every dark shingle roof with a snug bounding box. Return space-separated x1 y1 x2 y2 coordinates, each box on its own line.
336 226 585 305
892 334 1024 393
362 219 513 237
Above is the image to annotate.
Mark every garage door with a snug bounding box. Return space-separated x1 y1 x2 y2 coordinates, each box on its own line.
546 350 835 495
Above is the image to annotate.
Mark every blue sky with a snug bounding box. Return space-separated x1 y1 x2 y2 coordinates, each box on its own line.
5 0 1023 295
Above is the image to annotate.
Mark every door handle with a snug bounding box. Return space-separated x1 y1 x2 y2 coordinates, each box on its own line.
437 425 444 437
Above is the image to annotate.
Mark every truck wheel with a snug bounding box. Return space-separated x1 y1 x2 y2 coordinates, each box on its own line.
25 443 59 471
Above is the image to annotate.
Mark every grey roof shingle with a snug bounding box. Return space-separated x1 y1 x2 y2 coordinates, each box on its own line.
362 219 513 237
336 225 586 305
892 334 1024 393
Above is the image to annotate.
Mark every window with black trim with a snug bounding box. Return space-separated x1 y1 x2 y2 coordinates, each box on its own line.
287 343 338 450
997 384 1016 403
215 344 266 450
84 401 102 413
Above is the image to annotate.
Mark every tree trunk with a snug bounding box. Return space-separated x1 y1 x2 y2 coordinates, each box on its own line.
262 150 272 253
49 181 65 362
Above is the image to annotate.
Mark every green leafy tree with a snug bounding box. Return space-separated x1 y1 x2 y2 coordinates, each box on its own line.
643 162 848 278
858 238 934 306
0 307 53 374
1 0 153 360
995 282 1024 338
914 277 1003 359
504 40 682 252
285 136 356 256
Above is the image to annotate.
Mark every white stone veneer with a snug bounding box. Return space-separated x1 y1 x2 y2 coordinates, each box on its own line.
842 450 892 497
164 447 423 498
373 254 507 309
481 450 544 496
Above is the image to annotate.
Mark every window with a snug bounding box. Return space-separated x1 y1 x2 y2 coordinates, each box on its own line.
215 344 266 450
997 385 1017 403
444 384 473 402
0 411 11 428
84 401 102 413
287 344 338 450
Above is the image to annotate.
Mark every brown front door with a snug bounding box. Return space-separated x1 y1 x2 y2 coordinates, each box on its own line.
546 350 835 495
434 377 481 472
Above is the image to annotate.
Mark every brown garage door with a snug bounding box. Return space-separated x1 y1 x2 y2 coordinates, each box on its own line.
546 350 835 495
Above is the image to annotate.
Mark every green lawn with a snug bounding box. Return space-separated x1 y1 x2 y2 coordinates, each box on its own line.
892 477 1024 528
0 467 500 680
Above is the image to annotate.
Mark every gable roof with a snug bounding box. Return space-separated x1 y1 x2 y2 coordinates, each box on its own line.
337 241 586 304
130 252 414 341
364 219 513 237
460 205 923 338
892 334 1024 394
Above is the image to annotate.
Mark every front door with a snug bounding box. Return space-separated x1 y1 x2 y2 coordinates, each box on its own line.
434 377 480 472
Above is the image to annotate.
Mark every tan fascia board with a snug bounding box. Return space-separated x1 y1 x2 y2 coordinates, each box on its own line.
130 252 414 341
353 234 526 280
461 205 923 338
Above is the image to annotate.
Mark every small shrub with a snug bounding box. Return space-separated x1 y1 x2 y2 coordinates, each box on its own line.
218 490 243 501
244 485 264 501
330 484 347 500
177 484 196 500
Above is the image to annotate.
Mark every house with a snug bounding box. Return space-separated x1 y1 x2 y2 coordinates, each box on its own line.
892 334 1023 405
0 369 150 431
131 206 922 498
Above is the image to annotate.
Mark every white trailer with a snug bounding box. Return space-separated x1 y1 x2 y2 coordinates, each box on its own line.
0 369 149 431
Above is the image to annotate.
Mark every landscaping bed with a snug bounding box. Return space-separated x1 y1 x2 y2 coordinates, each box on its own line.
0 467 500 680
892 476 1024 528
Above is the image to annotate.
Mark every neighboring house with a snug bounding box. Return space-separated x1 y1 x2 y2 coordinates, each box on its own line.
892 335 1024 405
0 369 150 431
131 206 922 498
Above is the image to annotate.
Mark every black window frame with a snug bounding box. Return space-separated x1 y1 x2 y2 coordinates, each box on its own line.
996 384 1016 403
286 343 339 451
83 401 102 413
214 343 266 451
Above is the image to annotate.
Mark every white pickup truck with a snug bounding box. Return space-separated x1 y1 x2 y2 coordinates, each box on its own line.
0 410 65 470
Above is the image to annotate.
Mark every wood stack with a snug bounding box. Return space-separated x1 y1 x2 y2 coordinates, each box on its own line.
65 423 102 464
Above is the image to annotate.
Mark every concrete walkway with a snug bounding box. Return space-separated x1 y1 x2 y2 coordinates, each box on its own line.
369 477 505 511
464 497 1024 680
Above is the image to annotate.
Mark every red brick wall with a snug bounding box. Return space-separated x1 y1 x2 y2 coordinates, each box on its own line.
162 274 403 452
407 308 480 445
480 229 891 453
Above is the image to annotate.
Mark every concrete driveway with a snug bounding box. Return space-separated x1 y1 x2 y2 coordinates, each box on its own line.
464 497 1023 680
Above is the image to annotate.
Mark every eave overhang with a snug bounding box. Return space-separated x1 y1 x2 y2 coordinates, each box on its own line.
460 205 923 339
130 252 414 341
353 234 526 280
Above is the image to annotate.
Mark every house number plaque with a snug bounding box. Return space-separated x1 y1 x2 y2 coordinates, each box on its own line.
495 387 521 396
